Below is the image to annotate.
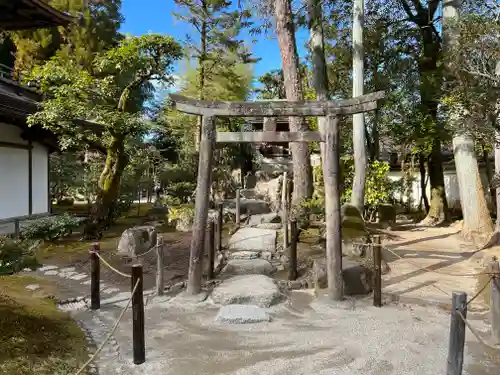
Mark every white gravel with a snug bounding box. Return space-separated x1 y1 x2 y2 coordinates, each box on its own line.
84 290 496 375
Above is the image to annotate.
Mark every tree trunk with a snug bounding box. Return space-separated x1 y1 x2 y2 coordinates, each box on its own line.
482 144 496 210
418 153 430 212
195 2 208 151
84 135 128 239
453 135 494 239
496 130 500 230
275 0 313 204
351 0 366 212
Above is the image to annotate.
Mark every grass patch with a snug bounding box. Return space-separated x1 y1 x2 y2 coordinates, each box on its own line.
0 275 89 375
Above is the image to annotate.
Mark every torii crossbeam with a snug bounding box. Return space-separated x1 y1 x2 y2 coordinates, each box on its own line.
169 91 386 298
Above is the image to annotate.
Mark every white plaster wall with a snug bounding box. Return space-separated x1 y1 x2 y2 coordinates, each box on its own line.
32 143 49 215
0 147 29 219
388 168 493 211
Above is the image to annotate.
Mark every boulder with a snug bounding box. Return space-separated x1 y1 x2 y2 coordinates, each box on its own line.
244 171 257 189
378 204 396 229
247 213 281 227
146 204 169 221
221 259 276 277
312 257 373 295
229 251 260 260
211 275 281 307
323 204 367 241
117 226 157 257
228 227 277 252
255 175 283 212
215 304 271 324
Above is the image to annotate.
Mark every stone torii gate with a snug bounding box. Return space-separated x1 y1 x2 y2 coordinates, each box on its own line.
170 91 385 299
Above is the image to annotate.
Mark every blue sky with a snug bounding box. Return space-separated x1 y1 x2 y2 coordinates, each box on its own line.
120 0 309 85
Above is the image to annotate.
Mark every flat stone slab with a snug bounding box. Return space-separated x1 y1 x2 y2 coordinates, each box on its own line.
44 270 59 276
221 259 276 277
247 213 281 227
230 251 260 260
211 275 281 307
256 223 282 230
228 227 277 252
215 304 271 324
38 265 58 272
25 284 40 291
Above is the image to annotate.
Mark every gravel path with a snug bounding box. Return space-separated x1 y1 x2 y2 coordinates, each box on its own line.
71 290 499 375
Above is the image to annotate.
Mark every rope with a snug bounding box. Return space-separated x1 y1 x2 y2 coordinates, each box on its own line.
91 251 132 278
458 310 500 351
74 279 141 375
467 276 494 307
382 246 494 277
134 243 161 258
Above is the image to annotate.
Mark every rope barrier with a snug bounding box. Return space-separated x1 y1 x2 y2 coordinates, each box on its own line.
458 310 500 351
467 276 494 307
90 251 132 278
134 243 160 258
74 279 141 375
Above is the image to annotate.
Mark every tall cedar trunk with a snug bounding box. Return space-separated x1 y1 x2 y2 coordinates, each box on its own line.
494 128 500 231
419 153 430 212
307 0 343 300
453 135 494 238
370 108 380 161
419 27 449 223
275 0 313 203
195 1 208 151
443 0 493 238
351 0 367 211
482 145 496 210
84 135 128 238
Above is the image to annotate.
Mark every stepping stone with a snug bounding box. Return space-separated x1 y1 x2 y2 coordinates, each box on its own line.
39 265 58 272
228 227 277 252
256 223 282 230
82 280 92 285
211 275 281 307
70 273 88 281
221 259 275 277
247 213 281 227
25 284 40 291
101 292 131 306
230 251 260 260
60 267 76 273
102 287 120 294
215 304 271 324
60 271 77 278
44 270 59 276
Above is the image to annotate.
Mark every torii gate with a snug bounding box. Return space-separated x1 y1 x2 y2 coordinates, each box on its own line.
170 91 385 300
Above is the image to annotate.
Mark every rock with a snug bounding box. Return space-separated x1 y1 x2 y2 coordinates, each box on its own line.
240 189 258 199
244 171 257 189
255 175 283 212
25 284 40 291
146 204 169 221
211 275 281 307
228 227 277 252
322 204 367 241
247 213 281 227
242 199 271 216
256 223 282 230
221 259 276 276
117 226 157 257
312 257 373 295
215 304 271 324
230 251 260 260
38 265 58 272
261 251 273 261
378 204 396 229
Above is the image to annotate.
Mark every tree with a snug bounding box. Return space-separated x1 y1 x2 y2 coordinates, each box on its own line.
27 35 182 237
351 0 367 212
173 0 254 148
274 0 313 203
398 0 450 224
10 0 123 75
256 69 285 99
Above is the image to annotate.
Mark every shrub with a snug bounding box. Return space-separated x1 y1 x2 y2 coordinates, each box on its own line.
0 237 39 275
22 214 84 241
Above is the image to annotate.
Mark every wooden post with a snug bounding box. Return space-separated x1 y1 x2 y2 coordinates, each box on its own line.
235 188 241 226
489 258 500 344
14 219 20 237
90 243 100 310
217 202 223 253
323 115 343 300
373 235 382 307
207 221 215 279
289 220 298 281
131 264 145 365
282 172 289 250
156 236 165 296
446 291 467 375
187 116 215 294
